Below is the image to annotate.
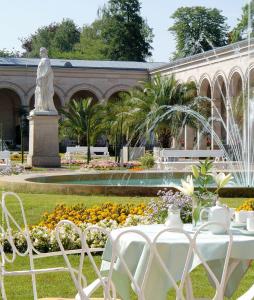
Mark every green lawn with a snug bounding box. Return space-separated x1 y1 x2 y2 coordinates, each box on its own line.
4 255 254 299
0 192 253 299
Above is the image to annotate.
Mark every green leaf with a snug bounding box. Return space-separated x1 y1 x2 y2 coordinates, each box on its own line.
192 165 199 179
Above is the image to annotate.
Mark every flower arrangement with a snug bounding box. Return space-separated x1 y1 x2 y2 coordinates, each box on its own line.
146 190 192 224
236 199 254 211
176 159 233 226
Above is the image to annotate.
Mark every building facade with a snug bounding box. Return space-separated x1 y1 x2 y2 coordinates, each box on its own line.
0 39 253 149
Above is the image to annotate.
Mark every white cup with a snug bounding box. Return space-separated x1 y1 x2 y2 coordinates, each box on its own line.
235 211 249 223
247 217 254 232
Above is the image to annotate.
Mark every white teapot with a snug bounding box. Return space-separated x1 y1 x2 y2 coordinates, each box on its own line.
200 201 231 234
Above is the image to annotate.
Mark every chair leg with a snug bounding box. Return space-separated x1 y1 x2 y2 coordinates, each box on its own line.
0 278 7 300
185 274 195 300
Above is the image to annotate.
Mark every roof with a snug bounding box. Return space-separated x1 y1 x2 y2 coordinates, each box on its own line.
150 39 252 72
0 57 167 71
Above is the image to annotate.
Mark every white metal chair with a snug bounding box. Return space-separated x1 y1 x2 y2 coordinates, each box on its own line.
186 221 233 300
151 227 194 300
0 192 104 300
55 220 117 300
111 228 155 300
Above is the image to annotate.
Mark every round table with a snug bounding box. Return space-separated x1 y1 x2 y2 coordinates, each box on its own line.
102 224 254 300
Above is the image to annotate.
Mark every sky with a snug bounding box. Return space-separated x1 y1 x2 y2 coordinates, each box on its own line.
0 0 246 62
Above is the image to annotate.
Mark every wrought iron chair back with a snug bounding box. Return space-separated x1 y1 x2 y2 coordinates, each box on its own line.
55 220 116 300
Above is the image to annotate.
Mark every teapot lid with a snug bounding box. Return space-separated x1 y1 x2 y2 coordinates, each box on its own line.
212 200 229 211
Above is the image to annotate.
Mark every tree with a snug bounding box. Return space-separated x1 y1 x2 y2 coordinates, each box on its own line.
21 19 80 58
94 94 134 162
60 98 99 163
74 19 108 60
125 75 209 148
169 7 229 59
0 49 20 57
99 0 153 61
230 1 254 43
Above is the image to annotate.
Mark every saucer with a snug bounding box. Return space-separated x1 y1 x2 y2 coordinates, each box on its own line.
231 222 246 228
239 229 254 236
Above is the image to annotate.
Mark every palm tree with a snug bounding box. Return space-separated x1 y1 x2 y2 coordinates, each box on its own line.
94 94 134 162
125 75 209 148
60 97 99 163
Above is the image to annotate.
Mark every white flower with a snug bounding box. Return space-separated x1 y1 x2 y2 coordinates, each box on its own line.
212 172 232 189
176 175 194 196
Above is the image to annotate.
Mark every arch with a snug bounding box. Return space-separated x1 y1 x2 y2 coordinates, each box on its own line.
228 67 244 89
67 90 99 106
228 70 244 139
108 90 130 103
212 71 229 96
0 88 22 146
0 81 25 105
29 92 63 113
212 72 228 148
186 76 198 87
104 84 132 101
65 83 104 104
198 74 212 96
245 64 254 89
26 84 65 107
228 70 243 98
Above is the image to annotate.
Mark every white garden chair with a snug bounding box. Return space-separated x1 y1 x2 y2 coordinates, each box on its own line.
0 192 105 300
54 220 117 300
151 227 194 300
110 228 155 300
186 221 233 300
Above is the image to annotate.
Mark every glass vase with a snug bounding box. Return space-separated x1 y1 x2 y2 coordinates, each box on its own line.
192 194 216 230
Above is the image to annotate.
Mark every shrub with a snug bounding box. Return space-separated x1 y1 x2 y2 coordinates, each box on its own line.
140 153 155 169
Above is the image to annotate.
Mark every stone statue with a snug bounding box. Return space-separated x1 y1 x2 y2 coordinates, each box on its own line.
33 47 57 115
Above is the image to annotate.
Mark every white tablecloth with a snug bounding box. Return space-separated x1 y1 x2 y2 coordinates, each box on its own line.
102 224 254 300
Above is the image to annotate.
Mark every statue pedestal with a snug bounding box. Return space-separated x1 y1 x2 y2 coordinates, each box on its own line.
27 114 61 167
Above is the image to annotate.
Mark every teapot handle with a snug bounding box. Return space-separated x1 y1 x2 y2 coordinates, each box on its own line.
200 208 210 222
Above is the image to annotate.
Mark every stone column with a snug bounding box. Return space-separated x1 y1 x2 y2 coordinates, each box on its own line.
27 114 61 167
212 98 222 149
197 129 207 150
184 126 194 150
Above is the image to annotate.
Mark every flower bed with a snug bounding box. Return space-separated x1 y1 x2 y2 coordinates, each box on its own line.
61 159 86 165
1 191 193 253
0 164 25 176
80 160 120 170
236 199 254 211
39 202 146 229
